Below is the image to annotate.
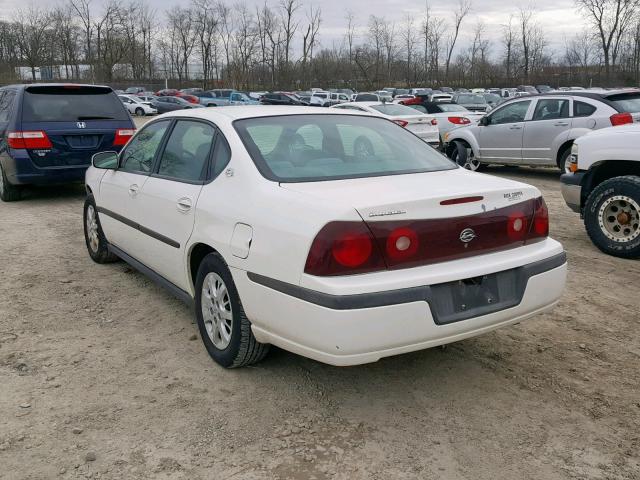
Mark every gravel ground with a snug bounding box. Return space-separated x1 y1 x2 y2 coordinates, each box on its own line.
1 135 639 479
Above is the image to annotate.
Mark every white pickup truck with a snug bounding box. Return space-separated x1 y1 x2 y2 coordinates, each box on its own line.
561 124 640 258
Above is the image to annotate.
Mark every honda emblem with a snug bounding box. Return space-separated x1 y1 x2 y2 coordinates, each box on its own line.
77 122 86 129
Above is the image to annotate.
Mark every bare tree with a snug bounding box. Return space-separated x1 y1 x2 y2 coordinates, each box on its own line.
301 5 321 88
402 14 417 85
445 0 471 80
13 7 52 81
192 0 219 88
279 0 300 86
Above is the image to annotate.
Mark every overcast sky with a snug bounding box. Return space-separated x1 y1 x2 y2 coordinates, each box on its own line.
1 0 587 58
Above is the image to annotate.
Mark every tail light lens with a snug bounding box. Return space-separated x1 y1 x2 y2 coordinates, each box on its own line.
448 116 471 125
304 197 550 276
113 129 136 146
304 222 386 276
430 118 438 126
610 112 633 126
7 131 52 149
393 120 409 128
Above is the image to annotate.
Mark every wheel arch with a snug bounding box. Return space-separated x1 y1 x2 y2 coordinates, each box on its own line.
556 139 574 166
445 133 478 158
188 242 226 292
582 161 640 207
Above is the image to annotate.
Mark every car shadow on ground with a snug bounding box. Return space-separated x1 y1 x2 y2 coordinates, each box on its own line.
14 183 86 203
484 165 562 183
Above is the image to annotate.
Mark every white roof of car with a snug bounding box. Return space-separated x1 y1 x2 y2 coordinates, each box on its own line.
157 105 371 122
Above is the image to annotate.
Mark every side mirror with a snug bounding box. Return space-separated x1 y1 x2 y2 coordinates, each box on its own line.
92 151 119 170
479 116 490 126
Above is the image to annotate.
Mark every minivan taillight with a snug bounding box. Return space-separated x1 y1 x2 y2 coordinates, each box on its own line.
304 222 386 276
7 131 52 149
610 112 633 126
114 129 135 146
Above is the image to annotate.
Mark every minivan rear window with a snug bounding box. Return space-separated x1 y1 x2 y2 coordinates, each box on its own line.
607 93 640 113
22 86 129 122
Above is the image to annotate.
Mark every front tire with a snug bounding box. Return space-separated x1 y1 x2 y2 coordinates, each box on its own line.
83 195 118 263
558 147 572 173
135 107 145 117
584 176 640 258
195 253 269 368
451 140 482 171
0 162 22 202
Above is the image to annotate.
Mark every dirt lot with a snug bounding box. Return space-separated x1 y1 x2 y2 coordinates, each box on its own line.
1 146 639 478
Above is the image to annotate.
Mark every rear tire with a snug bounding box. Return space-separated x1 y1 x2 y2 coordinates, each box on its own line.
0 162 22 202
195 253 270 368
451 140 482 171
83 195 119 263
557 146 572 173
584 176 640 258
135 107 145 117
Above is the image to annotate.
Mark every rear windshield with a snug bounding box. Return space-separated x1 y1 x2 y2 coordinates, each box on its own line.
437 104 468 112
370 104 420 116
23 86 128 122
607 93 640 113
234 114 455 182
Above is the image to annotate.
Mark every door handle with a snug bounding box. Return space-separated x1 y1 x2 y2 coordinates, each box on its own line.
554 122 569 126
177 197 192 212
128 184 139 196
509 125 522 130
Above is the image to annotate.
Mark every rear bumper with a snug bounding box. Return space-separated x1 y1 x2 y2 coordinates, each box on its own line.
233 248 567 366
560 172 585 213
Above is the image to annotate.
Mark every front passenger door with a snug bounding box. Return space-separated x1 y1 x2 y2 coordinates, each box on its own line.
478 100 532 163
134 119 217 290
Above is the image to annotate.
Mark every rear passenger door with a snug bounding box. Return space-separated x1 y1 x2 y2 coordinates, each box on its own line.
522 97 571 165
134 119 219 290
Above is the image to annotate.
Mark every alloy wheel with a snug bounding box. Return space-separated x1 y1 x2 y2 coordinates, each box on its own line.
201 272 233 350
85 205 100 253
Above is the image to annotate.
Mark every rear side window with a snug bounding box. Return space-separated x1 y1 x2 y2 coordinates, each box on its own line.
211 134 231 179
0 90 16 122
574 101 596 117
22 86 129 122
607 93 640 113
532 99 569 120
120 121 170 174
157 120 214 182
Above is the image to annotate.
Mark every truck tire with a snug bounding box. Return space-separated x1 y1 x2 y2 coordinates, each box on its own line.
584 175 640 258
83 195 119 263
195 253 270 368
0 162 22 202
451 140 482 171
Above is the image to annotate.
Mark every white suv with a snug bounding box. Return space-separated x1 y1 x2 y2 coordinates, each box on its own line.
444 90 640 172
83 107 566 368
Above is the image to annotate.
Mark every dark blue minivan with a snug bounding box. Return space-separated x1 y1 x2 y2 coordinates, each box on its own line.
0 84 136 201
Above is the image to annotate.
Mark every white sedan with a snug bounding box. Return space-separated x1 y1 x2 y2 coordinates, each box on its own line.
331 102 441 147
118 94 158 116
84 107 567 368
404 102 485 141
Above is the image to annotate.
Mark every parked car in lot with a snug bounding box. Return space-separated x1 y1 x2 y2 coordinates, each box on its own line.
331 102 440 147
353 93 380 102
259 92 307 105
406 101 484 141
153 96 204 113
200 90 260 107
561 124 640 258
451 93 491 113
443 90 640 171
83 106 566 368
0 84 135 202
118 94 158 116
125 86 145 95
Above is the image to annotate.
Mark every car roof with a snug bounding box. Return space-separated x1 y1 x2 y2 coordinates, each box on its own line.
3 83 113 91
160 105 373 121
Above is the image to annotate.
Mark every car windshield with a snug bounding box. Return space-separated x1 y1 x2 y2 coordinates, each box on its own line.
484 94 501 103
23 86 129 122
456 94 486 104
234 114 455 182
607 93 640 112
356 94 378 101
436 104 468 112
370 104 420 116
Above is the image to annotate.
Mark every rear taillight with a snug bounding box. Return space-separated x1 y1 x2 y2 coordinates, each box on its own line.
527 197 549 242
114 129 136 146
399 97 421 106
393 120 409 128
7 131 52 149
610 112 633 126
448 116 471 125
305 197 551 276
430 118 438 126
304 222 386 276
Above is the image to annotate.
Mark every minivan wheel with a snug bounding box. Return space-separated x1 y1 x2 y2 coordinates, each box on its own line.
451 141 482 171
195 253 270 368
0 163 22 202
135 107 145 117
83 195 118 263
584 176 640 258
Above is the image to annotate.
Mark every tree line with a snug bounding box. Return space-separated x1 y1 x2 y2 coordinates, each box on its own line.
1 0 640 90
